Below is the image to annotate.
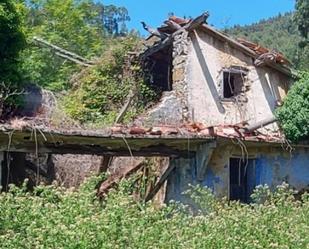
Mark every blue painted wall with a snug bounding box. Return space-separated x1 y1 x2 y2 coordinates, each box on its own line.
255 149 309 190
165 146 309 203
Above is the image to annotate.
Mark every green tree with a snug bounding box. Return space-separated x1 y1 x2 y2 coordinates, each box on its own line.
0 0 26 84
294 0 309 70
295 0 309 39
276 72 309 142
0 0 26 117
103 5 130 36
21 0 131 91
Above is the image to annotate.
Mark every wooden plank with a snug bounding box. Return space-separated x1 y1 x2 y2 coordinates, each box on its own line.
185 12 209 31
141 37 172 59
241 116 277 133
55 52 92 67
115 90 135 124
33 37 95 65
97 160 144 197
164 20 182 31
0 132 205 157
145 160 176 202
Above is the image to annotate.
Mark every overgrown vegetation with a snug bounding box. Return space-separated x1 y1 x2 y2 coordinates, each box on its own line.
294 0 309 70
0 0 143 123
274 1 309 142
0 0 26 115
0 178 308 249
21 0 131 91
62 37 158 125
276 71 309 142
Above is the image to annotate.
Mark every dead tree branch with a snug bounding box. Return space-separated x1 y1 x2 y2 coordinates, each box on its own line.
0 82 25 117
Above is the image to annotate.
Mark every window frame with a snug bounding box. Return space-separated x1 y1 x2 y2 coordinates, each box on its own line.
220 67 248 101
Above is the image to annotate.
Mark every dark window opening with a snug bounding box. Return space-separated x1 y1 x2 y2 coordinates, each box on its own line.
229 158 255 203
222 69 246 99
145 47 173 92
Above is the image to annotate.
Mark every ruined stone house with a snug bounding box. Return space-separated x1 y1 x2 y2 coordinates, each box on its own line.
0 12 308 204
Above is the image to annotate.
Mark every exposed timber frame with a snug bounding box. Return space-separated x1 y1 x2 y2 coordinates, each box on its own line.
141 12 210 59
0 126 214 157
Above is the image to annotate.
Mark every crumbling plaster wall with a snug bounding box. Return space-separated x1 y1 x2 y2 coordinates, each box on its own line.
185 28 290 132
145 30 190 125
165 144 309 203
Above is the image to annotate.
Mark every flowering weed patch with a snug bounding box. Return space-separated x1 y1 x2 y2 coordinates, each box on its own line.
0 178 308 249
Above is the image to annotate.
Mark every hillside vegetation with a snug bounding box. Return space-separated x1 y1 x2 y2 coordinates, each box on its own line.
226 12 308 70
0 0 155 124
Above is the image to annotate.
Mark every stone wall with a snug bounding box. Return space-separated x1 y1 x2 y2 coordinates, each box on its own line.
172 29 190 122
144 29 191 125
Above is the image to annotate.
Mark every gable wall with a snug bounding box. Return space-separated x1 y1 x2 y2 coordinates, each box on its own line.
186 28 290 132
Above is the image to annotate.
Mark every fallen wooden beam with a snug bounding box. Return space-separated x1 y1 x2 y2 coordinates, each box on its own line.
97 160 144 197
141 36 172 59
33 37 95 66
184 11 209 31
164 20 182 31
141 12 209 59
55 52 92 67
115 90 135 124
240 116 277 133
145 161 176 202
141 22 166 39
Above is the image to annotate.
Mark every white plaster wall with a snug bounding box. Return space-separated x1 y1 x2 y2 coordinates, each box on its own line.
186 28 290 131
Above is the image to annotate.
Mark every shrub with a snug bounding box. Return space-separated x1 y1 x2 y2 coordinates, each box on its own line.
63 36 158 125
0 177 308 249
276 71 309 142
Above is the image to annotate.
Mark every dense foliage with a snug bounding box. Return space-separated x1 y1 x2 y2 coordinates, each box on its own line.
276 72 309 142
294 0 309 70
0 0 26 116
295 0 309 39
63 37 158 125
0 0 141 122
0 0 25 85
274 2 308 141
0 178 308 249
21 0 131 91
226 12 308 69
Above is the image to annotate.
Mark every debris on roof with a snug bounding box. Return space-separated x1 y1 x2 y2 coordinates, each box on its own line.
237 38 291 66
0 119 285 146
142 12 292 74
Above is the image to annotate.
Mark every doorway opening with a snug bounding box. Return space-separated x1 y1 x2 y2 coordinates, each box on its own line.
229 158 255 203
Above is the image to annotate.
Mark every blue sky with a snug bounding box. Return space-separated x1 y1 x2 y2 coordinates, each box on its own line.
102 0 295 36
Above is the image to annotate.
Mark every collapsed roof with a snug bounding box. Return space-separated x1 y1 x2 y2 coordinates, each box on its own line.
141 12 294 77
